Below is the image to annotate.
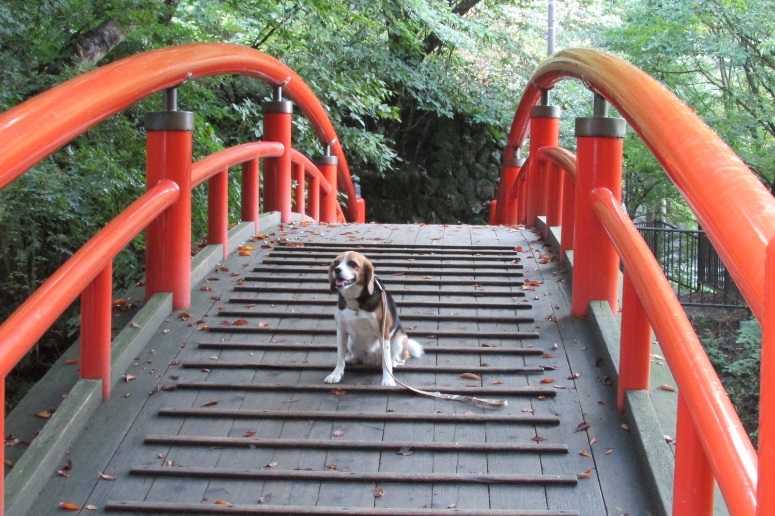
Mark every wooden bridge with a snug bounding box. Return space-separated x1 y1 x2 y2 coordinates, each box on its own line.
5 218 672 515
2 43 771 515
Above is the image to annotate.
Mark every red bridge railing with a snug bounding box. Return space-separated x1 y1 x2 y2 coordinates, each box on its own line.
492 48 773 514
0 43 363 512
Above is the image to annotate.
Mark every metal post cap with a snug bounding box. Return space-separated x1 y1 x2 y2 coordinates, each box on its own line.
575 117 626 138
262 100 294 114
144 111 195 131
316 155 338 166
530 105 561 119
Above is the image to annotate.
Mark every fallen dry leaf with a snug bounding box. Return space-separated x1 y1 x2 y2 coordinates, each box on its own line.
373 487 385 498
531 435 547 442
65 359 79 365
98 471 117 480
577 470 593 479
232 319 249 326
325 464 339 470
244 431 256 437
59 503 81 510
35 409 53 419
658 384 676 392
575 422 591 432
332 430 345 437
258 494 272 503
460 373 482 381
215 500 231 505
202 401 219 407
580 450 591 457
265 462 278 468
540 378 555 384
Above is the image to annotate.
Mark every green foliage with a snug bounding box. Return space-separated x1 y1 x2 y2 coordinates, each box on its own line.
702 319 761 444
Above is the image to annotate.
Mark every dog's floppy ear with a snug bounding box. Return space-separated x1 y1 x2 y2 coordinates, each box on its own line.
328 259 338 293
363 259 376 295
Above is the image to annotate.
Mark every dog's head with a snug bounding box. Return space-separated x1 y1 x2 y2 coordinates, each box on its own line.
329 251 375 296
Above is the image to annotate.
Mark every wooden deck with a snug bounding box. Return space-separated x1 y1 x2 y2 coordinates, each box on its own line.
15 222 659 515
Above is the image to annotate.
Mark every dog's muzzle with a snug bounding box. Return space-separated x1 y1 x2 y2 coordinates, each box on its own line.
334 270 355 289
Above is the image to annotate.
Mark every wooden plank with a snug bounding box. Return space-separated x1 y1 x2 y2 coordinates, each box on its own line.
129 466 578 485
202 326 540 339
213 310 534 324
173 381 556 397
227 296 532 309
179 362 545 375
233 285 527 297
197 341 544 354
245 275 523 286
105 500 580 515
157 408 560 425
144 436 569 454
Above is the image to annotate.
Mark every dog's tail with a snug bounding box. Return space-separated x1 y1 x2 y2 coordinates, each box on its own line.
407 339 424 358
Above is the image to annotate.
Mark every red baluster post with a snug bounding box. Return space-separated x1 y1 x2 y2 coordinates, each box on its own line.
543 160 563 240
318 152 338 223
241 158 260 233
525 103 560 228
571 94 625 317
502 155 526 226
559 168 576 263
673 394 715 515
308 173 320 221
262 87 293 222
617 271 652 411
80 264 113 399
293 161 305 216
758 236 775 514
208 168 229 258
144 88 194 310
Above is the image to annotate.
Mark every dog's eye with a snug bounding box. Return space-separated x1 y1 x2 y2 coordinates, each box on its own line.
347 260 358 268
332 260 340 267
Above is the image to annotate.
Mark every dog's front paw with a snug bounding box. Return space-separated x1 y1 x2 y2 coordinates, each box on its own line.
381 375 396 387
324 370 344 384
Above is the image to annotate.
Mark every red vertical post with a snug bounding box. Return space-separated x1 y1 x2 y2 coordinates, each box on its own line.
262 87 293 222
502 156 526 226
293 161 305 216
543 160 563 240
318 153 338 223
0 381 4 509
241 158 259 233
308 173 320 221
516 166 528 225
80 264 113 399
353 173 366 223
559 170 575 262
617 271 651 411
144 88 194 310
489 200 498 225
208 168 229 258
525 104 560 228
571 95 625 317
674 394 715 515
758 236 775 514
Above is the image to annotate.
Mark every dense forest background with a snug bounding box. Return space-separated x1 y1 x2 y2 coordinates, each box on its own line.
1 0 774 424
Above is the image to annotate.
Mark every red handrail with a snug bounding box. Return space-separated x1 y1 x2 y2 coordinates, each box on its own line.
591 187 756 513
505 48 775 320
192 141 284 187
0 180 179 379
0 43 359 221
497 48 771 514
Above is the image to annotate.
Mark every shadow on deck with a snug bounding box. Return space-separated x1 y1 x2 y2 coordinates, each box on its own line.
6 218 671 515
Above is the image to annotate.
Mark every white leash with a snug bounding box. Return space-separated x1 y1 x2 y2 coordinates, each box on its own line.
380 289 508 409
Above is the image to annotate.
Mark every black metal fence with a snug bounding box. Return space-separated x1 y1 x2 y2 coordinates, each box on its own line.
635 221 748 309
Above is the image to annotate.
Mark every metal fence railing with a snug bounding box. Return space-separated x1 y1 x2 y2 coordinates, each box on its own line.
636 221 748 309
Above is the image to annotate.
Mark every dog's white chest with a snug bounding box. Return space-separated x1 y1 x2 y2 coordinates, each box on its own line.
336 308 380 340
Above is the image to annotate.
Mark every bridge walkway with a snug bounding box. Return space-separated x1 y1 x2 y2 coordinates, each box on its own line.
23 221 654 515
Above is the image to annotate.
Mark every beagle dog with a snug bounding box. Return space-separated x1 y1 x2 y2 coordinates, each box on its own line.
325 251 423 386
